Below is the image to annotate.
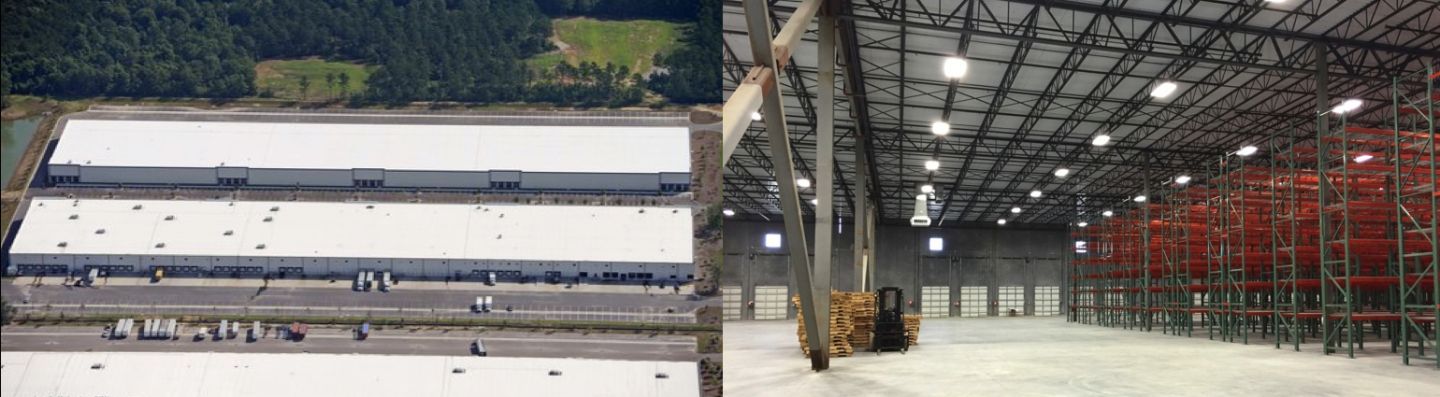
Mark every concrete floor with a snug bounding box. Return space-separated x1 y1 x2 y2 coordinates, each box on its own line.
724 317 1439 397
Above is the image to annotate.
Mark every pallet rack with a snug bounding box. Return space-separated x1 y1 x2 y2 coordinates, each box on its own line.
1068 64 1436 368
1394 64 1437 368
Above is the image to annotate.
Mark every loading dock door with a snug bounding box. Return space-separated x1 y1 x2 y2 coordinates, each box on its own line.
721 286 743 321
753 285 789 320
959 286 988 317
920 286 950 318
999 286 1025 316
1035 286 1061 316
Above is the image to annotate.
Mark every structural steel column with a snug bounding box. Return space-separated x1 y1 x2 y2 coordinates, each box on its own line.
721 0 822 166
741 0 827 371
853 157 870 292
813 5 836 347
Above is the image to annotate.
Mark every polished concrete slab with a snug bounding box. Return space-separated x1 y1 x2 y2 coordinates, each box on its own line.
724 317 1439 397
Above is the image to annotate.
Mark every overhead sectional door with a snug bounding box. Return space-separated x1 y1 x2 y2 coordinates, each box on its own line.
998 286 1025 316
721 286 743 321
959 286 988 317
753 285 789 320
1035 286 1061 316
920 286 950 318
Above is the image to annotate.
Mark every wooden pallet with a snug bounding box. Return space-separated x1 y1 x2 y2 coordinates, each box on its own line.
902 315 922 346
794 291 858 357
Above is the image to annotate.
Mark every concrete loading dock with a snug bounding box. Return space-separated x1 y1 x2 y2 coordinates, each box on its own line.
7 198 694 280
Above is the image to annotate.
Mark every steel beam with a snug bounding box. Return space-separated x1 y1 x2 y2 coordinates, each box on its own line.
722 0 824 166
813 4 837 340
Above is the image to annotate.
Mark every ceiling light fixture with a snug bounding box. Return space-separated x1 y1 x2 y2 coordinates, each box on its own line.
1103 210 1114 217
1332 98 1363 114
920 184 935 194
931 121 951 136
1175 175 1192 184
1092 134 1112 146
1054 168 1071 178
1355 154 1374 163
722 209 735 217
1236 145 1259 157
1011 206 1022 214
1133 195 1147 203
942 57 968 79
925 159 940 171
751 111 763 121
796 178 811 188
997 219 1007 225
1029 190 1043 198
1150 81 1178 98
1077 221 1089 227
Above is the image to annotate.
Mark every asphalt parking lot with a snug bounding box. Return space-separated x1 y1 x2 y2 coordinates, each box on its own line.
3 282 715 324
1 324 704 362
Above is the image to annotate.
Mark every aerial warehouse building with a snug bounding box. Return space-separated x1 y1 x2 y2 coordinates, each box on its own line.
7 198 694 281
45 114 691 193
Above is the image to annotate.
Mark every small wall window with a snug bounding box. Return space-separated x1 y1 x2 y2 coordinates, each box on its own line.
764 233 782 248
929 237 944 252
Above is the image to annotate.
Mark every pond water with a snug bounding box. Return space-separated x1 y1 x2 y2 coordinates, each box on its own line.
1 116 43 187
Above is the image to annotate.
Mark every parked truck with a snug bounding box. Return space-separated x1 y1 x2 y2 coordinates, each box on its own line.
290 322 308 341
379 272 391 292
230 320 240 339
218 320 228 340
85 268 99 287
354 272 366 291
248 321 261 342
357 322 370 340
485 296 493 313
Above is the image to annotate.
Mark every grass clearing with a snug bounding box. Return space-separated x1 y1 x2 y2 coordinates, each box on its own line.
255 58 374 100
527 18 685 74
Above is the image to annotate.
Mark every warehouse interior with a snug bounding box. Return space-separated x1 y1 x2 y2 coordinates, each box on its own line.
721 0 1437 394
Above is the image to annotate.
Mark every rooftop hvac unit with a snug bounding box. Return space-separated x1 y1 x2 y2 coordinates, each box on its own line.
910 195 932 227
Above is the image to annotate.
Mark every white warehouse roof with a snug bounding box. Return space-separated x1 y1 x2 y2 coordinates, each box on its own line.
50 119 690 174
0 351 699 397
10 198 692 264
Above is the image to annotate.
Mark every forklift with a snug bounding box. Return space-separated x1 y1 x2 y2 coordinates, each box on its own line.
871 287 909 354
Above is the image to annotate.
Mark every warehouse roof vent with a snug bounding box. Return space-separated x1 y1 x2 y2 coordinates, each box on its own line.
255 244 267 250
155 243 166 248
452 368 466 374
656 373 669 379
69 214 79 220
263 216 273 222
223 230 234 236
366 205 375 209
132 205 143 210
270 206 280 212
57 241 68 247
548 370 562 376
95 228 106 234
164 215 175 221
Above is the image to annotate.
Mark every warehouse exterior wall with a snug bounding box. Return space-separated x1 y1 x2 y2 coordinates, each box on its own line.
8 252 694 282
721 220 1067 320
80 166 217 185
520 173 661 191
246 169 353 187
385 170 488 188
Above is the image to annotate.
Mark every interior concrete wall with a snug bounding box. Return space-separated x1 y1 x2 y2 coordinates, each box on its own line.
723 220 1070 320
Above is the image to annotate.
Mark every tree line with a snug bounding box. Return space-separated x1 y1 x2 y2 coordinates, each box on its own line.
0 0 717 105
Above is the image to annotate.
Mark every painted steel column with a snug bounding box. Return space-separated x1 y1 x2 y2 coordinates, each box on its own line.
742 0 827 371
853 161 869 291
813 5 836 348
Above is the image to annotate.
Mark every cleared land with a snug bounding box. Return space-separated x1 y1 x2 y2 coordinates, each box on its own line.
528 18 683 74
255 58 374 100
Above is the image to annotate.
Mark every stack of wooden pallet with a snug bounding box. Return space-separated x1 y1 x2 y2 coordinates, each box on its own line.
902 314 922 346
793 291 856 357
844 291 876 349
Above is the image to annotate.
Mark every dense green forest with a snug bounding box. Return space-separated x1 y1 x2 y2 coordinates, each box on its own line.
1 0 718 106
535 0 699 21
648 0 720 104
